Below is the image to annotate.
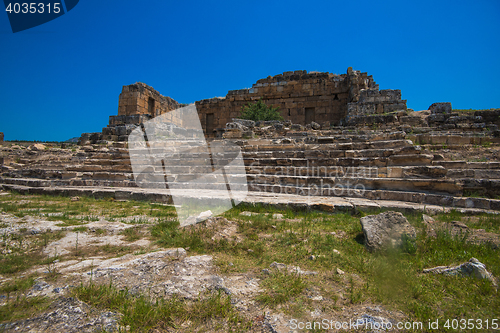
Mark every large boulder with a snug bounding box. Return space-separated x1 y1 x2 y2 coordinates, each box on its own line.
360 211 416 252
429 102 452 114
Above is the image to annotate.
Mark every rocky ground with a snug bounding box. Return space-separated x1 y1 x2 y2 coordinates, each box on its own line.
0 190 498 332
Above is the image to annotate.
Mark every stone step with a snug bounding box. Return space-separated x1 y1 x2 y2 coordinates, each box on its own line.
247 184 500 211
242 146 422 159
245 165 449 179
246 175 462 195
1 183 498 214
433 161 500 169
408 134 499 145
447 169 500 179
244 154 433 167
242 139 413 152
0 175 247 189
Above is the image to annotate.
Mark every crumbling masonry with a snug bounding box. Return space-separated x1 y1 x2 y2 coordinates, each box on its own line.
94 68 407 141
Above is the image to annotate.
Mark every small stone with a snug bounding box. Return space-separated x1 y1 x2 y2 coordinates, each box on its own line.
336 268 345 275
333 249 340 255
422 214 435 224
270 262 286 270
308 255 316 260
272 213 284 219
71 196 80 202
247 249 254 253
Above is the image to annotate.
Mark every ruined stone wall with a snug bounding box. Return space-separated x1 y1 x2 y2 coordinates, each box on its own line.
96 83 184 142
118 82 181 118
196 69 383 135
347 89 407 116
83 68 408 143
0 132 3 145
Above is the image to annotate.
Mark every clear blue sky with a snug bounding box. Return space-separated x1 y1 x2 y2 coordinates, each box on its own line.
1 0 499 141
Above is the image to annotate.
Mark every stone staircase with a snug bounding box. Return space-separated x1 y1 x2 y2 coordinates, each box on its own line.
1 129 500 212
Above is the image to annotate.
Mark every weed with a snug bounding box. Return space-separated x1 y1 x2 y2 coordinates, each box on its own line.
256 270 307 306
119 227 142 242
0 296 50 323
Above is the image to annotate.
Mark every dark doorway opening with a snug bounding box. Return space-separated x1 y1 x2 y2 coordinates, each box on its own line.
305 107 315 124
148 98 155 117
206 113 215 135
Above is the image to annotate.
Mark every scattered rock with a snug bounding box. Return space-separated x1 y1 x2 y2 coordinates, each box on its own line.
239 211 255 217
360 211 416 252
336 268 345 275
310 121 321 130
423 258 496 286
71 196 80 202
182 210 213 226
232 118 255 128
422 214 435 224
269 261 317 276
355 313 393 330
272 213 284 219
0 297 120 333
450 220 468 230
422 214 436 237
29 143 46 151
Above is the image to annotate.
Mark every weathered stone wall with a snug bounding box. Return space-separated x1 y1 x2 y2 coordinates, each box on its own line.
347 89 407 116
83 68 408 142
0 132 3 144
195 68 402 135
118 82 181 117
95 83 184 142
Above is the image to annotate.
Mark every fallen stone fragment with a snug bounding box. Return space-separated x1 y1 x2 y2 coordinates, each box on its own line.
423 257 497 286
422 214 436 237
269 261 317 276
0 297 120 333
182 210 213 226
360 211 416 252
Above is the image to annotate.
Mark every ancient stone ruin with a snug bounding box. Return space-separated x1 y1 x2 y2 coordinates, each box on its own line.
1 68 500 214
80 68 408 143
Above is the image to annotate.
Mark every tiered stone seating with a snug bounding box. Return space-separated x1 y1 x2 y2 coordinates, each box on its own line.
1 128 499 211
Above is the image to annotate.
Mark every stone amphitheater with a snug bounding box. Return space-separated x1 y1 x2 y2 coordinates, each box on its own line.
1 119 499 217
0 69 499 215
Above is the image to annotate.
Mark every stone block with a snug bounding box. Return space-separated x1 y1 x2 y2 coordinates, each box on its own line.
446 136 471 145
429 102 452 114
